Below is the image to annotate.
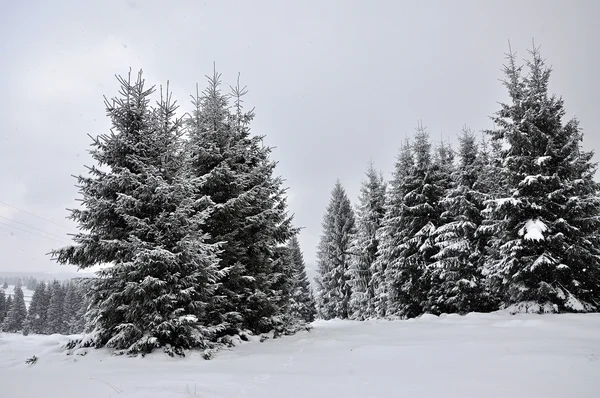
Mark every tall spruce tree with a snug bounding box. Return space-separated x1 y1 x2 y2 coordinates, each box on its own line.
46 280 65 334
0 289 8 325
315 180 356 319
385 126 446 318
51 71 223 354
2 286 27 332
0 289 7 324
186 71 295 335
348 163 386 319
286 236 317 323
484 45 600 312
428 129 493 314
62 282 81 334
24 281 48 334
372 140 414 318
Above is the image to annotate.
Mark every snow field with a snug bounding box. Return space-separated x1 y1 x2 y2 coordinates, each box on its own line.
1 311 599 397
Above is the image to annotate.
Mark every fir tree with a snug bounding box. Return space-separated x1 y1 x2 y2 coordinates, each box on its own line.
385 126 446 318
315 180 356 319
484 45 600 312
186 71 296 335
0 289 6 323
5 295 12 317
428 129 493 314
287 236 317 323
25 281 48 334
2 286 27 332
62 282 81 334
2 281 8 289
46 280 65 334
348 163 386 320
52 72 223 354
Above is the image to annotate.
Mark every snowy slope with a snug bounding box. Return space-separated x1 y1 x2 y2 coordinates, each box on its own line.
1 312 599 397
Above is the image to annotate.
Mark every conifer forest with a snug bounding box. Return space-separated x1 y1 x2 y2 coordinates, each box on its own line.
0 45 578 358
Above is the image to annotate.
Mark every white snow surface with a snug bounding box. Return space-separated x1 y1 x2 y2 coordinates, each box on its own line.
1 313 600 397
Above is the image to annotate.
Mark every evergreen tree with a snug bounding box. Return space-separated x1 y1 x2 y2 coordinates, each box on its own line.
51 72 223 354
348 163 386 319
0 289 6 323
385 126 446 318
186 71 295 335
2 286 27 332
315 180 356 319
62 282 80 334
484 46 600 312
5 295 12 317
372 140 414 318
25 281 48 334
428 129 493 314
286 236 317 323
2 281 7 289
46 280 65 334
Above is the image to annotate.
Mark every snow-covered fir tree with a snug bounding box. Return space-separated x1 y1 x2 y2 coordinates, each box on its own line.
186 71 296 335
372 140 414 318
348 163 386 320
2 285 27 332
46 280 65 334
25 281 48 334
0 289 7 324
483 45 600 312
286 236 317 323
52 72 223 355
315 180 356 319
428 129 494 314
5 295 12 320
385 126 446 318
62 281 82 334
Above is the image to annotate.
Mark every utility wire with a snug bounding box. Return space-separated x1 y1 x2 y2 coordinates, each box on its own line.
0 219 72 244
0 215 71 241
0 200 77 232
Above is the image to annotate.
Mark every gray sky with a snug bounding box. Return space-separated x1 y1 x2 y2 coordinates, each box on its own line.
1 0 599 275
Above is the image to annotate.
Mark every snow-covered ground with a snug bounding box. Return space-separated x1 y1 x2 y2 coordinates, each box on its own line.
1 312 599 397
0 285 34 308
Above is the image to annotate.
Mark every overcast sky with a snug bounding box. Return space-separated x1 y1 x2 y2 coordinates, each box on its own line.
0 0 598 276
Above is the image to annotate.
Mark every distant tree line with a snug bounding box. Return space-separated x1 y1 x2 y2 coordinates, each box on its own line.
315 46 600 320
0 276 40 291
0 279 89 334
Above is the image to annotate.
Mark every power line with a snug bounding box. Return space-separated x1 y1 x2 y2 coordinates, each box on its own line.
0 215 71 241
0 219 72 244
0 200 77 232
